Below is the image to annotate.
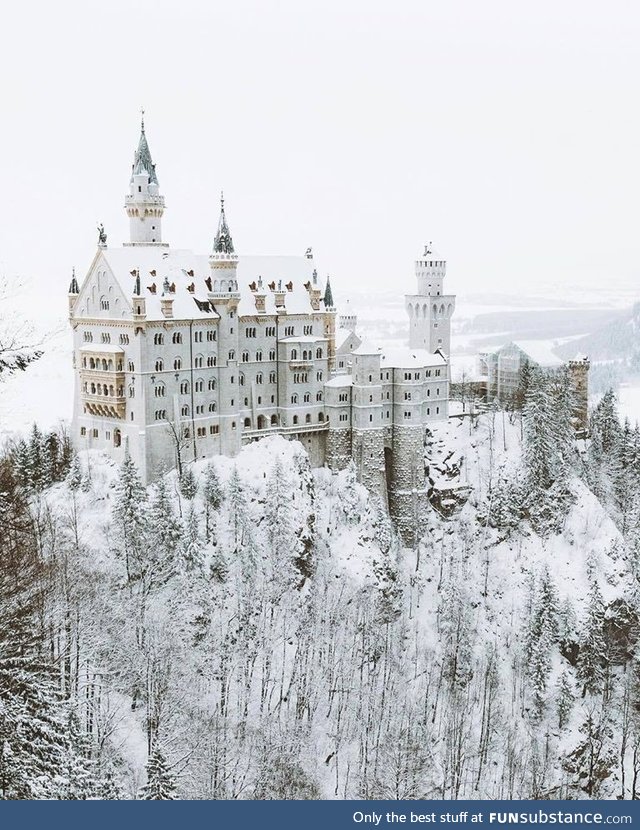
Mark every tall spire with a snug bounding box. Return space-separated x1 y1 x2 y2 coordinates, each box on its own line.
213 191 235 254
131 108 158 184
68 267 79 294
323 275 334 308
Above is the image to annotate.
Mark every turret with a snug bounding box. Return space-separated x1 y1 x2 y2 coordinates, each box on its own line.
405 242 456 353
68 267 79 315
124 111 166 247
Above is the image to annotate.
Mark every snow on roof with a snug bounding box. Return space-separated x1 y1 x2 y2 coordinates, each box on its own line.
325 375 353 388
380 347 447 369
510 340 565 368
335 327 355 349
279 335 325 343
352 340 382 356
96 248 323 322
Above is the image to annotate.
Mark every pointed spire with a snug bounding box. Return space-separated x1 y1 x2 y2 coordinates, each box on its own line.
323 275 334 308
131 109 158 184
133 269 141 296
213 191 235 254
68 267 79 294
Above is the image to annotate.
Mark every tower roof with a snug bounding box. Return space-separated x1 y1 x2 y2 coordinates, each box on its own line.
131 111 158 185
213 192 235 254
68 268 79 294
323 275 334 308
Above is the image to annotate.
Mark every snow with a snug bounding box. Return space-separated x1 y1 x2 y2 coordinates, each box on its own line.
381 346 447 368
325 375 353 388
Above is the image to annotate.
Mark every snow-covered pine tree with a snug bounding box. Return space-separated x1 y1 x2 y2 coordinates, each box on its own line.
180 503 204 571
577 578 607 696
525 568 560 719
112 440 148 585
179 467 198 500
67 454 82 492
202 462 222 541
146 473 182 585
556 669 575 729
139 746 178 799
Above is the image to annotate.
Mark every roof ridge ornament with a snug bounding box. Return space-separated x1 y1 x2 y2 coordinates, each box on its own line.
213 190 235 255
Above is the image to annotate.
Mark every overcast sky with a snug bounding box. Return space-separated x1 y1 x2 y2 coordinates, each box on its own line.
1 0 639 316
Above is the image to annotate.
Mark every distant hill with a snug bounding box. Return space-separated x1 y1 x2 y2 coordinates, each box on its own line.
554 302 640 364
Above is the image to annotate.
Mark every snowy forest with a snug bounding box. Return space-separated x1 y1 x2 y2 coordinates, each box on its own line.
2 363 640 800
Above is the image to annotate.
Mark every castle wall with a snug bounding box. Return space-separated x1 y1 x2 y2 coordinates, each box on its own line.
388 423 429 546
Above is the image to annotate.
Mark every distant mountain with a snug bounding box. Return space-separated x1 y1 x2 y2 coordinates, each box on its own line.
554 302 640 364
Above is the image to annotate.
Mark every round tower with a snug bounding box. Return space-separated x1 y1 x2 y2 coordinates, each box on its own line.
124 111 167 247
405 242 456 354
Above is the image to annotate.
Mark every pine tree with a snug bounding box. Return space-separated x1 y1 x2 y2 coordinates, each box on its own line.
557 669 575 729
179 467 198 500
147 474 182 583
27 423 45 490
112 441 148 584
181 503 204 571
67 454 82 492
203 463 222 541
139 747 177 799
526 569 560 719
577 579 607 696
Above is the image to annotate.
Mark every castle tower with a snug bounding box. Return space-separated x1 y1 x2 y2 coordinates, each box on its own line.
68 268 79 315
350 344 387 502
124 112 167 247
568 355 590 435
405 242 456 353
208 194 241 454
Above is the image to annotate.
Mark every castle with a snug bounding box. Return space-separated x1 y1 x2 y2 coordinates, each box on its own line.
68 117 456 542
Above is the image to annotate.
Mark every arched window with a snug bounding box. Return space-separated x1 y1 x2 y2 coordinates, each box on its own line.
271 414 278 426
303 392 310 403
291 394 298 404
208 378 216 391
269 371 276 383
194 355 203 368
293 415 299 425
180 381 190 394
244 417 251 428
181 404 190 417
269 349 276 360
228 350 235 360
100 297 109 311
155 359 163 371
128 360 135 372
195 379 204 392
154 384 165 398
172 332 182 344
242 351 249 362
256 350 262 362
318 412 324 421
207 356 216 367
316 347 322 359
306 414 312 424
174 357 182 370
154 333 164 345
291 349 297 360
316 371 323 382
208 402 217 412
316 391 323 401
239 373 245 386
256 373 263 384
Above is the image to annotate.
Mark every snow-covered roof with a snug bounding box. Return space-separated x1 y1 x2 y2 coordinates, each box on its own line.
381 347 447 369
280 335 325 344
352 340 382 356
325 375 353 388
335 327 357 349
92 248 326 322
509 340 564 368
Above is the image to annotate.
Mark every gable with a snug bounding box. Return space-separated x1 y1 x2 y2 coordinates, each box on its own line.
73 252 133 320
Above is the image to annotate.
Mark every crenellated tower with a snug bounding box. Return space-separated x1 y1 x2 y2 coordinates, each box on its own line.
124 112 166 246
405 242 455 354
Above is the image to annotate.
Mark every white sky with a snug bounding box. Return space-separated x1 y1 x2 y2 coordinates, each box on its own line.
1 0 639 319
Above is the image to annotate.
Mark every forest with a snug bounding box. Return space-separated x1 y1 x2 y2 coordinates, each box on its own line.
1 366 640 800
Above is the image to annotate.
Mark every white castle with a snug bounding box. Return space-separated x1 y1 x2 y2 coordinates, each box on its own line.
68 117 456 541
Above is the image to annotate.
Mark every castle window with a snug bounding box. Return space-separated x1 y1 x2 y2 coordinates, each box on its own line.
427 389 430 397
266 326 276 337
80 427 87 436
404 372 411 381
194 356 204 368
293 415 299 425
244 418 251 428
174 357 182 370
291 394 298 404
426 370 432 377
256 350 262 362
316 348 322 359
154 333 164 345
404 392 411 400
239 373 245 386
196 405 204 414
316 392 322 402
306 414 312 423
128 360 135 372
436 387 440 396
269 371 276 383
271 395 275 403
386 392 390 399
369 395 373 402
271 414 278 426
369 414 373 422
208 379 216 391
291 349 297 360
242 351 249 362
210 425 219 435
435 369 441 377
180 381 190 394
181 404 190 417
172 332 182 344
129 385 135 398
436 406 440 414
256 373 263 384
386 411 390 418
120 334 130 345
269 349 276 360
304 325 313 335
319 413 324 421
231 421 236 429
183 428 190 438
368 374 372 382
316 371 323 382
194 331 203 343
244 397 249 406
426 407 430 415
195 379 204 392
228 350 235 360
339 393 348 403
83 331 93 342
154 384 166 398
155 359 163 371
285 326 294 337
100 297 110 311
207 356 216 367
404 411 412 419
101 333 111 344
338 360 344 368
207 330 216 341
303 393 310 403
209 402 217 412
154 410 166 421
257 396 262 404
414 372 420 380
